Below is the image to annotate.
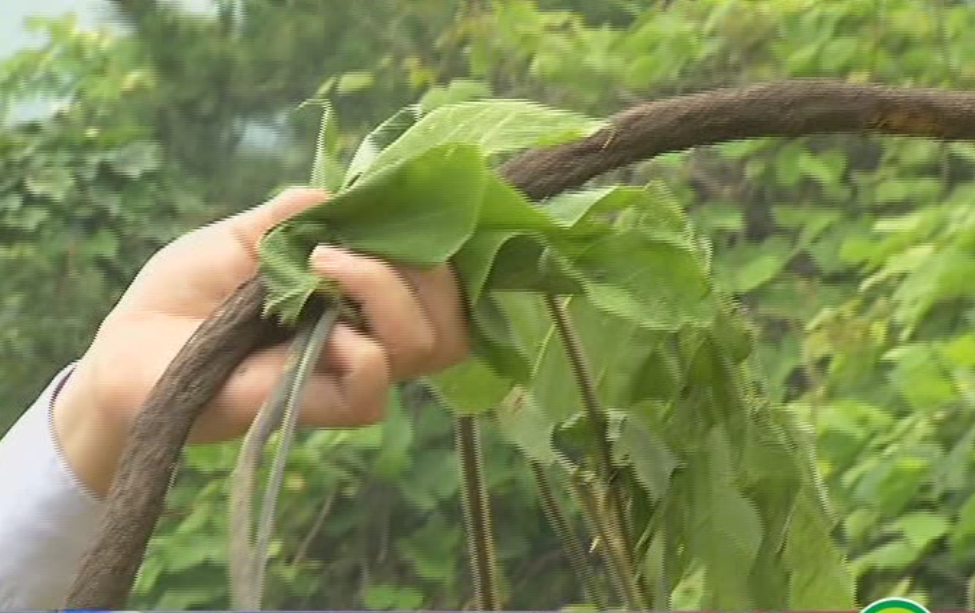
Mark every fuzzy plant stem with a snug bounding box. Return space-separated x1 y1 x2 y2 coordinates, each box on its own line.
543 297 637 561
568 472 647 611
456 415 502 610
529 460 607 609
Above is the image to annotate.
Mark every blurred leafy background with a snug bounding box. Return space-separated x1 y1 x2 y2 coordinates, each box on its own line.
5 0 975 608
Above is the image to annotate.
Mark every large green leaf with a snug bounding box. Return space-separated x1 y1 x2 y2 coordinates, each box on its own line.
343 104 423 187
610 414 678 502
306 101 346 192
686 428 763 609
363 99 604 178
260 143 486 323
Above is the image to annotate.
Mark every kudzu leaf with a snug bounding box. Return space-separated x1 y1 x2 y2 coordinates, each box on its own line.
306 100 346 192
782 487 856 608
529 298 663 422
344 104 423 186
478 175 562 232
686 427 763 609
260 144 485 323
453 231 525 305
544 184 689 242
747 540 792 609
365 99 605 179
494 388 561 466
610 414 678 502
485 237 583 295
542 186 624 227
492 292 554 364
432 292 551 414
429 357 511 415
469 294 532 382
419 79 492 113
627 342 683 406
318 144 486 262
557 229 717 331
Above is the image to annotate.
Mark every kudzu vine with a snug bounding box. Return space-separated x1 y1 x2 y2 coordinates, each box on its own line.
65 79 975 610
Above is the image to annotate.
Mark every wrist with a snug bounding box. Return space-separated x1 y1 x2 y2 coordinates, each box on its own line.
51 358 127 498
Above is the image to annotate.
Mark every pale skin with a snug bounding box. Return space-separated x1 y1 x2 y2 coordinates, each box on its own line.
52 187 470 497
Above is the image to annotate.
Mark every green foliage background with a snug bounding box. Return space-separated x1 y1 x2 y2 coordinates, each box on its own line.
5 0 975 608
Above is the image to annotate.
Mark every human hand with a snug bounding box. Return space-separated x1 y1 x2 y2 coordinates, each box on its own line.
53 188 470 496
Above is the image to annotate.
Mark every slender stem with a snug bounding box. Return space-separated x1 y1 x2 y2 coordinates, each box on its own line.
568 473 647 611
229 363 294 606
229 301 339 609
529 461 607 609
291 490 338 567
456 415 501 610
543 296 635 565
253 304 339 607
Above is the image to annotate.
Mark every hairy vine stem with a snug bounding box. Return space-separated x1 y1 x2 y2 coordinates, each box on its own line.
66 79 975 608
456 415 502 610
543 295 638 589
529 461 607 609
568 471 646 611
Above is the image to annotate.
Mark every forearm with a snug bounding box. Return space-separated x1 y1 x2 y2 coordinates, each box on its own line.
0 366 106 610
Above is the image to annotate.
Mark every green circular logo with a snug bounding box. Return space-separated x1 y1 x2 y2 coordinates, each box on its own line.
861 597 930 613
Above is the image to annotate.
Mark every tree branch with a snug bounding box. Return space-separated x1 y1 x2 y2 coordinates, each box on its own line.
65 78 975 608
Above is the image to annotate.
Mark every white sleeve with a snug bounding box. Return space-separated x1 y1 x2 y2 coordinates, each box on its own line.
0 365 106 610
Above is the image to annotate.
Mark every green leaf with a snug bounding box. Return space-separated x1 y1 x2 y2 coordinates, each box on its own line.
305 100 346 192
853 540 916 573
452 230 526 304
558 229 716 330
260 143 486 323
104 141 161 178
495 388 561 466
469 293 532 382
335 70 374 94
25 166 74 201
610 415 678 502
686 427 762 609
373 388 413 479
715 237 792 294
429 357 511 415
343 104 422 186
887 512 949 551
363 584 424 610
950 490 975 552
529 298 663 422
782 482 856 608
365 99 604 179
419 79 492 113
692 202 744 233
